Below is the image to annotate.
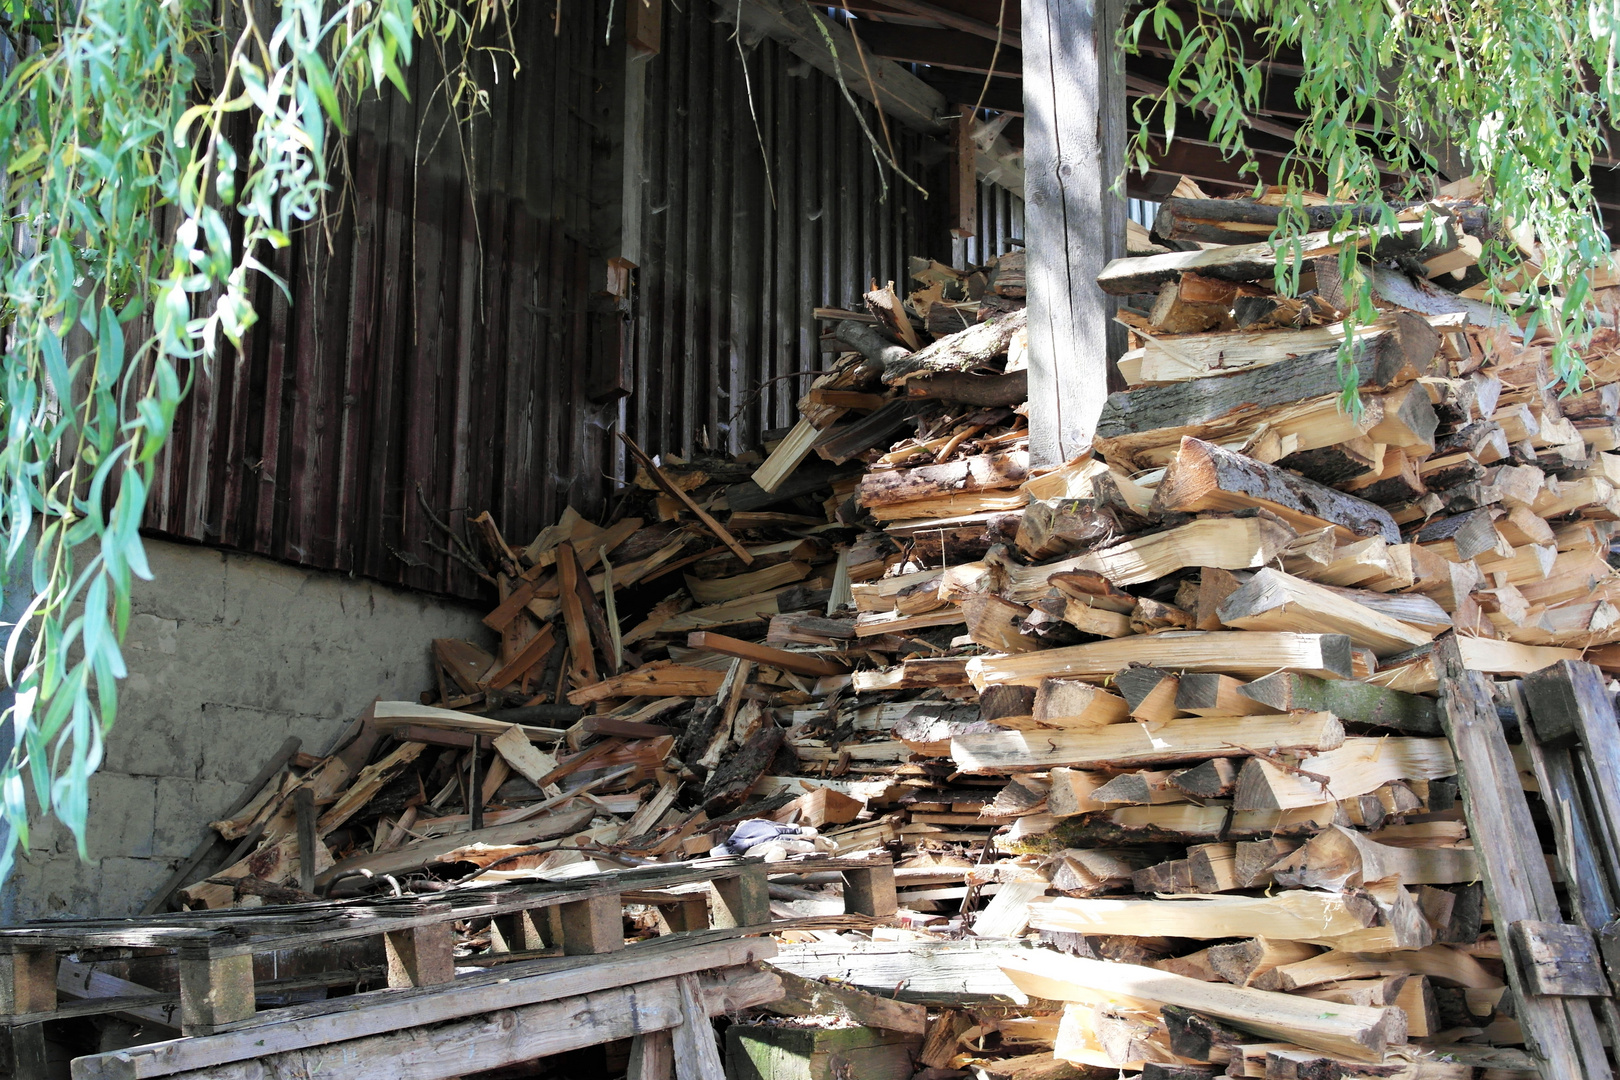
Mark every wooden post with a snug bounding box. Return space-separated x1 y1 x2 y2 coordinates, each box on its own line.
293 787 317 896
0 947 56 1017
663 894 712 933
670 973 727 1080
843 863 899 917
0 1024 46 1078
560 892 625 955
710 866 771 929
950 107 976 240
177 943 256 1035
628 1029 675 1080
1022 0 1127 464
384 921 456 987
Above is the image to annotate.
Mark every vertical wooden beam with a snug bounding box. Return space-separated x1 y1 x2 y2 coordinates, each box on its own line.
560 892 626 955
626 0 663 56
1022 0 1127 464
0 947 55 1018
384 921 457 987
670 973 727 1080
950 106 977 240
628 1028 675 1080
709 866 771 929
177 943 256 1035
293 787 317 896
843 863 899 917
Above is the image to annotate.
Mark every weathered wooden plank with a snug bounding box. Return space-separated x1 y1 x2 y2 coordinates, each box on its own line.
1435 636 1611 1078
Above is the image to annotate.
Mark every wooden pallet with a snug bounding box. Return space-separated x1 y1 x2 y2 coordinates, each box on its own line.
70 931 779 1079
0 854 895 1048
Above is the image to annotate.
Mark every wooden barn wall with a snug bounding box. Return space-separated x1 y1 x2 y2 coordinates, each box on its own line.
631 4 988 458
145 8 616 599
144 1 1027 600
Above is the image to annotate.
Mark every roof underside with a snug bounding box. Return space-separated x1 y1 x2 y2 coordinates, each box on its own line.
833 0 1620 232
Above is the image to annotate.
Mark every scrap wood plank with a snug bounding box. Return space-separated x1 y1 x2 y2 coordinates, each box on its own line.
619 432 753 564
372 702 566 742
72 950 779 1080
567 662 727 705
1434 634 1612 1078
312 806 595 891
761 968 927 1033
484 623 557 690
684 631 851 677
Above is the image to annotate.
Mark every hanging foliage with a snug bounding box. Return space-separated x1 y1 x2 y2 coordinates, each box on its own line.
0 0 525 881
1123 0 1616 399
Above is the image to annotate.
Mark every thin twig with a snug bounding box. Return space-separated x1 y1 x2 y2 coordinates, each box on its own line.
971 0 1008 118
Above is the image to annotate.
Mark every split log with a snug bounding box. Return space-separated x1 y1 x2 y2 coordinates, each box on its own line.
883 308 1028 383
1094 333 1438 468
858 450 1029 509
1232 738 1455 812
950 712 1344 773
1097 221 1452 294
1236 671 1439 735
1015 499 1123 560
1173 673 1271 717
1152 198 1491 247
1155 438 1401 543
903 369 1029 407
1033 680 1133 729
1269 825 1480 890
1217 568 1434 657
1001 513 1297 599
1026 889 1426 950
1000 951 1408 1061
965 632 1355 690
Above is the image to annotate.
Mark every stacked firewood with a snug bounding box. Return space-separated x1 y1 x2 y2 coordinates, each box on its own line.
161 188 1620 1076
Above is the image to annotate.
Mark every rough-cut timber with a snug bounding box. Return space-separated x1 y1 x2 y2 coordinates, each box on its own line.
1237 671 1440 735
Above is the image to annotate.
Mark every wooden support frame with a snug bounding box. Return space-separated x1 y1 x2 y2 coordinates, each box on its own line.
1023 0 1127 464
843 863 900 917
177 943 256 1035
0 946 56 1017
72 937 778 1080
560 892 626 955
709 866 771 929
384 921 457 987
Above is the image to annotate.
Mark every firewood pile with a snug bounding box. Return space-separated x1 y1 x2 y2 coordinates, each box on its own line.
154 183 1620 1078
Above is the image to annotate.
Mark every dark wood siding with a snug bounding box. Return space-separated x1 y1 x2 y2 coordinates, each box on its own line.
145 1 1024 600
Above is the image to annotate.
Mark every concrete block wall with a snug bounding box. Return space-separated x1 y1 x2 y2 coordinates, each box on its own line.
4 538 493 920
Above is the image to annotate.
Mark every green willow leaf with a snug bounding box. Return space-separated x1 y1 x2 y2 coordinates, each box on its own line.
0 0 508 882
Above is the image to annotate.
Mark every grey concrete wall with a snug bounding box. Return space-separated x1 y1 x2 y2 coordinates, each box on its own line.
5 538 493 921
